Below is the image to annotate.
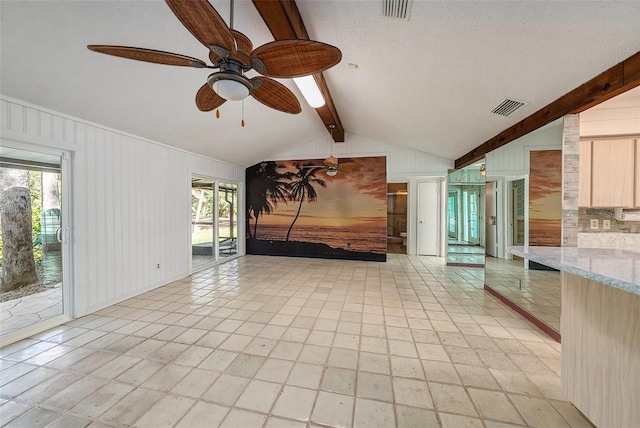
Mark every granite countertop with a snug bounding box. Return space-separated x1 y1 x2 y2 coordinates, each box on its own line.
507 246 640 295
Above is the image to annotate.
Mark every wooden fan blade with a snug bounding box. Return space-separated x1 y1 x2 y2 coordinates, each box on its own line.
250 40 342 78
229 30 253 66
87 45 206 68
251 77 301 114
165 0 235 56
196 83 226 112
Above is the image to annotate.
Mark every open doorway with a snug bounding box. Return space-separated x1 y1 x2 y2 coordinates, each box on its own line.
387 183 407 254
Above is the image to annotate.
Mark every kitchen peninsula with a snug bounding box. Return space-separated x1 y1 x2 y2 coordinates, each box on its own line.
508 246 639 428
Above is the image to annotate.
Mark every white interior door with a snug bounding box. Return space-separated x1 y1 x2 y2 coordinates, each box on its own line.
485 181 498 257
418 181 438 255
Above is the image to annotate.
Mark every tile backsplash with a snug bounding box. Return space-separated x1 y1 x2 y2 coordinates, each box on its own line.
578 208 640 233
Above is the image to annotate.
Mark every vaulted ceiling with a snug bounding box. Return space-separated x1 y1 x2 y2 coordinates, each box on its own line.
1 1 638 167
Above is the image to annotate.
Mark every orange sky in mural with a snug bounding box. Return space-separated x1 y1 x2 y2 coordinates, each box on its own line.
529 150 562 246
259 157 387 228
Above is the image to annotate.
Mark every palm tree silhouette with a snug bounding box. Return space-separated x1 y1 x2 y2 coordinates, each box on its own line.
246 161 292 239
286 163 327 241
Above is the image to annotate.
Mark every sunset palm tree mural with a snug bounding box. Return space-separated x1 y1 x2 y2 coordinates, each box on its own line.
245 161 292 239
286 163 327 241
245 156 387 261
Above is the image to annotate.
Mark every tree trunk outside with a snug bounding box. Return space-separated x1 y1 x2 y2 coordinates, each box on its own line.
1 185 38 291
42 172 60 211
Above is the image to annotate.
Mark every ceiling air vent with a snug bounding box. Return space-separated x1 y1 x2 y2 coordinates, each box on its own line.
383 0 412 19
491 98 527 117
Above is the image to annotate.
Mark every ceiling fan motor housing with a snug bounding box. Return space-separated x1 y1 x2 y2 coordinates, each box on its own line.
207 60 254 100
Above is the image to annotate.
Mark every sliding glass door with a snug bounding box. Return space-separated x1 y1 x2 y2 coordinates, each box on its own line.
218 183 238 258
191 177 215 268
1 146 71 342
191 177 240 269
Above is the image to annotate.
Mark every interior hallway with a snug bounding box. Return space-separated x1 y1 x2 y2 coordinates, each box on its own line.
0 255 591 427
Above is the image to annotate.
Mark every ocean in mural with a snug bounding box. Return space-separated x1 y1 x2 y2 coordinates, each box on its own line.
246 156 387 261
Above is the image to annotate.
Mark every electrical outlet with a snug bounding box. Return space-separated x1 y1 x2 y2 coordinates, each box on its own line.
590 219 599 230
603 219 611 230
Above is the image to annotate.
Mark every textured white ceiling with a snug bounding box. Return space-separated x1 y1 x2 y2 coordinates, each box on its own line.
1 1 639 167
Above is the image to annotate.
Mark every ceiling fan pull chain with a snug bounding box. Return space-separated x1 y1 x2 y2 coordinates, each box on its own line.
241 100 245 127
216 109 220 119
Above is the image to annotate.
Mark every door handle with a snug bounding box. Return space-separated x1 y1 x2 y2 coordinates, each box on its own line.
56 227 62 243
419 221 423 224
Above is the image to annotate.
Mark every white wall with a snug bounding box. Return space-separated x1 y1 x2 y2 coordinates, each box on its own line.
270 132 453 178
485 121 563 176
580 86 640 136
1 96 244 316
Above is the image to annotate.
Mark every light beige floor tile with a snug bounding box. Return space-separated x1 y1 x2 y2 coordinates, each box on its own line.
320 367 356 395
115 359 163 386
356 372 393 401
44 377 109 410
509 394 571 428
327 347 358 369
255 358 294 383
439 412 484 428
489 368 541 397
272 385 317 422
225 353 265 377
353 398 395 428
467 388 524 424
175 401 229 428
287 362 323 389
270 341 303 361
235 379 282 413
393 377 433 408
70 381 135 419
202 374 250 406
551 401 594 428
422 360 462 385
1 366 58 397
455 364 500 390
297 344 330 365
132 394 194 427
141 364 191 392
244 337 278 356
311 391 354 427
173 345 213 367
92 355 141 379
198 349 238 372
100 388 165 426
390 356 425 379
428 382 477 416
265 416 308 428
171 367 220 398
358 352 390 375
219 408 267 428
395 405 439 428
45 413 92 428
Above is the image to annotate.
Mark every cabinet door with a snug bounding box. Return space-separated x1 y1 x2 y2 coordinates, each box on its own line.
578 140 592 207
591 138 635 207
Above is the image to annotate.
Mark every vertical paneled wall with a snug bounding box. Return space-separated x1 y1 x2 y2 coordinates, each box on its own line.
1 96 244 316
270 132 453 178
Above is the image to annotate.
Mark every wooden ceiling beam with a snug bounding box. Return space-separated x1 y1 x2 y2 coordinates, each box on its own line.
455 50 640 169
252 0 345 142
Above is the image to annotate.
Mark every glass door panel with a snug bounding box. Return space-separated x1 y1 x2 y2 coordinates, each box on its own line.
218 183 238 258
191 177 215 268
0 147 66 338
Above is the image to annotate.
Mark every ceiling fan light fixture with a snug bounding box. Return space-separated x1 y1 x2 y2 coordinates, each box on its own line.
212 79 250 101
293 76 325 108
326 166 338 176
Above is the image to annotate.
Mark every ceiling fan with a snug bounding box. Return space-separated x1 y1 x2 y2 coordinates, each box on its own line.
87 0 341 115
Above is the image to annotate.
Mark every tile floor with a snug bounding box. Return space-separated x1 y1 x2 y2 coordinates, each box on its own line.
0 254 592 427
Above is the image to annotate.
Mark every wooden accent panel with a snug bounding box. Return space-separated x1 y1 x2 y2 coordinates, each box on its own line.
252 0 345 142
456 51 640 169
578 140 592 207
591 138 635 207
561 272 640 428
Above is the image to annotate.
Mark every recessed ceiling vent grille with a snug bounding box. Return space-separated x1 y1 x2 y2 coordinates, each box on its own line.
383 0 412 19
491 98 527 117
